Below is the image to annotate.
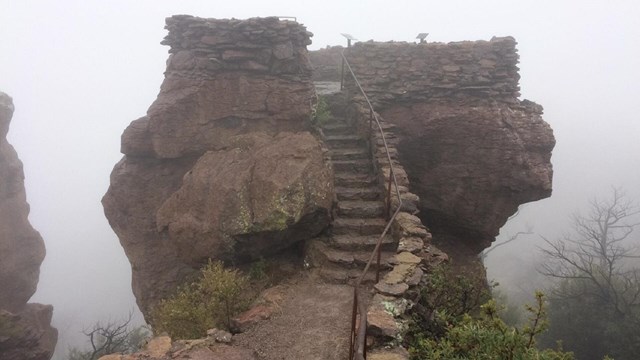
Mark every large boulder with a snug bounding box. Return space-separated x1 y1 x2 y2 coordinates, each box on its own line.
381 99 554 255
155 132 332 266
102 16 331 317
0 91 57 360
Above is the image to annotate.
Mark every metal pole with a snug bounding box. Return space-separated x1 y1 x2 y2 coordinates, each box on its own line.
341 58 345 91
349 290 358 360
386 169 393 219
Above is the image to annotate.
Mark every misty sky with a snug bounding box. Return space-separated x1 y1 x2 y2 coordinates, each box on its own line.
1 1 639 358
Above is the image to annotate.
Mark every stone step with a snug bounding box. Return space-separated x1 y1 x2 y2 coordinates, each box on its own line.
322 123 352 135
333 160 372 174
329 148 369 161
325 134 364 148
308 240 393 270
337 200 385 218
331 234 396 252
335 173 378 188
317 265 383 286
336 186 380 201
332 217 388 236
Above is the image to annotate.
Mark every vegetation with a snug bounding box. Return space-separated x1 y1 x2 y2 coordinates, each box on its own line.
67 313 149 360
151 260 251 340
410 292 573 360
311 95 331 126
406 265 573 359
539 188 640 360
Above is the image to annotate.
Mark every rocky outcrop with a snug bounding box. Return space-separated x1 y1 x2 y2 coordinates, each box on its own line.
343 38 554 263
103 16 332 318
0 91 57 360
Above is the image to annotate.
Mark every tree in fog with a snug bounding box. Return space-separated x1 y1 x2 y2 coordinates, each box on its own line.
539 188 640 360
67 313 149 360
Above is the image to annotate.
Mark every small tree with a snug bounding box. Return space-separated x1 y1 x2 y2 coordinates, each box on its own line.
67 313 149 360
539 187 640 359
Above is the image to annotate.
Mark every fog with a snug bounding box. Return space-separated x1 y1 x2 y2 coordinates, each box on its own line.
1 1 639 358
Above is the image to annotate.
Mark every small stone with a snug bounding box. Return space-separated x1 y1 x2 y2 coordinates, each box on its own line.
389 251 422 265
144 336 172 357
374 282 409 296
393 212 429 239
382 263 415 285
207 328 232 343
397 237 423 254
406 266 424 286
367 306 400 338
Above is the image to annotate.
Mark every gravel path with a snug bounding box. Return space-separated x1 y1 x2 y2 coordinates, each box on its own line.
233 271 353 360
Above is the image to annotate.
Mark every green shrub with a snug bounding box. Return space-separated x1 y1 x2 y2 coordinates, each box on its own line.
409 292 574 360
151 260 251 339
312 96 331 126
406 264 492 341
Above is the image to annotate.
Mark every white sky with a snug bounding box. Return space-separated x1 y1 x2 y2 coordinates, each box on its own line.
1 1 639 358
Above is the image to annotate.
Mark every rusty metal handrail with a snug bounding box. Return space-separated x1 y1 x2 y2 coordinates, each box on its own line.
341 50 403 360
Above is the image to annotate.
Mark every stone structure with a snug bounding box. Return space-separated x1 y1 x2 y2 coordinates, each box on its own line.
103 16 332 318
308 46 344 82
0 91 57 360
343 38 555 266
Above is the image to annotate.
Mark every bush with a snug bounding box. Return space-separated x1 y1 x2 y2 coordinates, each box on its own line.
151 260 251 339
406 264 491 341
409 292 574 360
312 96 331 126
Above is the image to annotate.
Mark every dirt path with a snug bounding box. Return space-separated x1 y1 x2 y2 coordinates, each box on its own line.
233 271 353 360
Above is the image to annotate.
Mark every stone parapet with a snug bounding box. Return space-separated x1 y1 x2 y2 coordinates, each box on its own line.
162 15 313 79
344 37 521 107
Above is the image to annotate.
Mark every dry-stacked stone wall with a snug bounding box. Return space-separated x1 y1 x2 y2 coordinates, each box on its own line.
308 46 344 81
344 37 520 107
162 15 313 79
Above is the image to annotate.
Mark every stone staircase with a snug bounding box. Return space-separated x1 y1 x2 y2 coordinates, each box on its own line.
307 116 396 285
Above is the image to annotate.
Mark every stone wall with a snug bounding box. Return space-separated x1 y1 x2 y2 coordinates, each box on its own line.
344 37 520 107
308 46 344 81
103 16 333 318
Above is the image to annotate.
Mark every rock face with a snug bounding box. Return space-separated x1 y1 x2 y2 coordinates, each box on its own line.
0 91 57 360
103 16 332 317
344 38 555 262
